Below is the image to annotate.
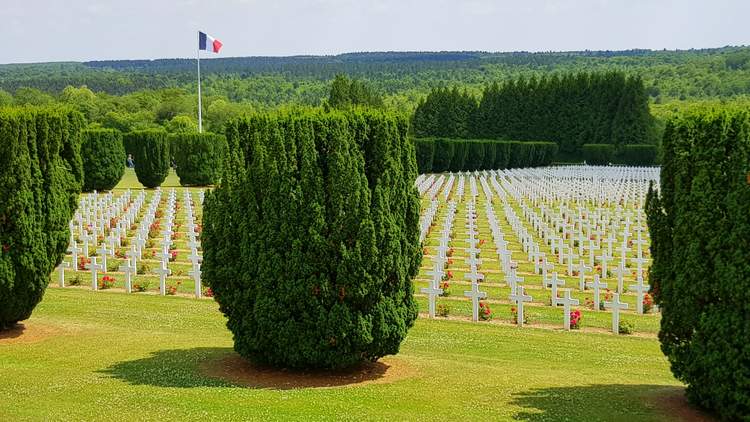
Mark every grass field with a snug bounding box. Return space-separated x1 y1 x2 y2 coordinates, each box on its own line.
0 288 696 421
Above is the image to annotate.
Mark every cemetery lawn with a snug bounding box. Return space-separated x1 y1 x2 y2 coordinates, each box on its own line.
0 288 695 421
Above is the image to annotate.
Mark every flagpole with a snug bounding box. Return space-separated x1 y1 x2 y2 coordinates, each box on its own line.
197 31 203 133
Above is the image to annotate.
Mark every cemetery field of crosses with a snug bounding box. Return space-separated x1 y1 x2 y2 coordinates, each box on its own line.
414 166 659 334
56 187 208 299
53 165 659 336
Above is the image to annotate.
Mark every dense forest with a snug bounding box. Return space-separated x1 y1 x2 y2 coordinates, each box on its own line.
0 47 748 161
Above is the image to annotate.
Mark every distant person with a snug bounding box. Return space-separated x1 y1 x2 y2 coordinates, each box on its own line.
126 154 134 168
171 156 176 169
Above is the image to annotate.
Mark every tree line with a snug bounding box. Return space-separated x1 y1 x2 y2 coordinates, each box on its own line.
412 71 657 157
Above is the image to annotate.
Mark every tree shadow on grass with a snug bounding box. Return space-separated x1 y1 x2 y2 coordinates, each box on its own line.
509 384 716 421
99 347 402 390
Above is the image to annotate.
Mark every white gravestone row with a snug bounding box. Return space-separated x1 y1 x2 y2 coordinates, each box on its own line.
415 165 660 333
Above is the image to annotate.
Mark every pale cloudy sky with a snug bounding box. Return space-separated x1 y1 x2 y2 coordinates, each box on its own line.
1 0 747 64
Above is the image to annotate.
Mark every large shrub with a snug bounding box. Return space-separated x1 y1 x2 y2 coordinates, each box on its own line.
81 128 125 191
0 107 84 329
202 110 422 370
170 132 227 186
581 144 615 165
617 144 658 166
125 129 169 188
646 109 750 420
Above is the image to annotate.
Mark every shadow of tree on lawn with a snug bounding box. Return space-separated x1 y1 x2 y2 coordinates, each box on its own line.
509 384 716 421
99 347 237 388
99 347 398 390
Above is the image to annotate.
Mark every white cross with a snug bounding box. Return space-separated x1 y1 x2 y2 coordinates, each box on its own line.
68 241 81 272
188 263 202 299
463 281 487 322
96 244 110 273
421 277 444 318
577 260 592 291
509 286 533 327
547 272 565 306
58 261 70 287
154 261 171 296
604 293 629 334
586 274 608 311
611 261 627 294
558 289 580 331
629 277 651 314
86 257 104 291
597 252 611 278
504 268 524 293
464 267 484 284
119 256 137 294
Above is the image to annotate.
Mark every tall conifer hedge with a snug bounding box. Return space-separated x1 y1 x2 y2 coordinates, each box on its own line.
0 107 84 329
125 129 169 188
414 138 557 172
81 128 125 191
202 110 421 369
170 132 227 186
646 109 750 420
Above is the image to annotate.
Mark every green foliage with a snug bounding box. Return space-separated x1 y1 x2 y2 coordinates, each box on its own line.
414 72 655 158
646 108 750 420
414 138 435 174
580 144 615 165
412 87 477 139
0 107 84 329
81 128 125 191
432 138 454 172
413 138 557 172
125 129 169 188
327 74 384 109
170 132 227 186
616 144 658 165
165 115 198 134
202 109 421 370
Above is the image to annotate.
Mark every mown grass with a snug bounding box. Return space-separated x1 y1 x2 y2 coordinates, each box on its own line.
0 288 687 421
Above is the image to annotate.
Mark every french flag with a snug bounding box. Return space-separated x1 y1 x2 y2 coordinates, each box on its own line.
198 31 222 53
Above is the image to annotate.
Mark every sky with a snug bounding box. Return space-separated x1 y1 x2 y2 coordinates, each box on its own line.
1 0 748 64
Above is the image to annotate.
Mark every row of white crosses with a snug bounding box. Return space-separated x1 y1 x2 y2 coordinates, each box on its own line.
59 187 206 298
184 189 203 298
421 199 456 318
417 166 658 333
501 167 655 310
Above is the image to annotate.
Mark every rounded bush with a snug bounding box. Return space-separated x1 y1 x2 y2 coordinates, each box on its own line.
81 128 125 191
170 132 227 186
125 129 169 188
0 107 84 329
202 110 421 370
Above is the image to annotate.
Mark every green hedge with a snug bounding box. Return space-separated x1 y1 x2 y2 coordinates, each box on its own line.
0 107 84 329
202 110 421 370
414 137 435 174
432 138 454 172
81 128 125 191
125 129 169 188
170 133 227 186
616 144 658 166
646 109 750 420
414 138 558 172
580 144 615 165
